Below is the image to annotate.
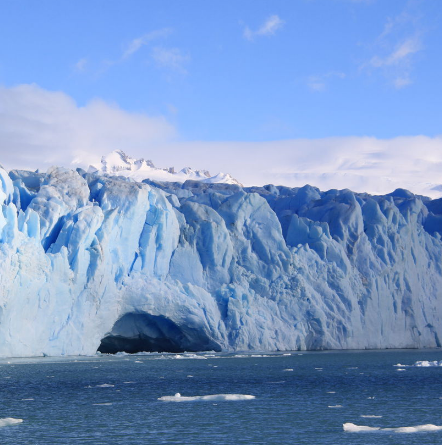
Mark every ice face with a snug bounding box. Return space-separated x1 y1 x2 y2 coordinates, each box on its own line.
1 164 442 357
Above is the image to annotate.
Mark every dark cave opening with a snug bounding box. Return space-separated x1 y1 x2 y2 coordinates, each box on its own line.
97 312 221 354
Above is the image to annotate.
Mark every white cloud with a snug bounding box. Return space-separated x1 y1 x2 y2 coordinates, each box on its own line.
244 15 284 41
74 58 87 72
363 3 423 89
157 136 442 198
122 28 172 59
0 84 175 171
369 36 421 68
307 77 326 92
1 84 442 199
307 72 346 92
393 76 412 89
151 47 190 73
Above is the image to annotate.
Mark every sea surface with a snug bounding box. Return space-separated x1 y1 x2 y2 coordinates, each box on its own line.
1 349 442 444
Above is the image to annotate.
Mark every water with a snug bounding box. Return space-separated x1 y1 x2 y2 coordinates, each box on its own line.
1 349 442 444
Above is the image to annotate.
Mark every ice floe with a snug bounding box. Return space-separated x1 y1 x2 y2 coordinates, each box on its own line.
0 418 23 427
394 360 442 368
344 423 442 433
158 393 255 402
414 360 442 367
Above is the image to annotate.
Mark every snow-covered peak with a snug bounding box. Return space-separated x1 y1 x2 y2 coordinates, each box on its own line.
203 172 240 185
91 150 155 174
88 150 242 186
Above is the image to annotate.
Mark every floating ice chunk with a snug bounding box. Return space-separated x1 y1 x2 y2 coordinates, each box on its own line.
0 418 23 427
20 398 34 401
343 423 380 432
158 393 256 402
327 391 336 394
283 368 294 372
396 368 406 371
414 360 442 367
92 403 113 406
95 384 114 388
361 415 383 418
172 354 207 360
344 423 442 433
394 360 442 368
328 405 343 408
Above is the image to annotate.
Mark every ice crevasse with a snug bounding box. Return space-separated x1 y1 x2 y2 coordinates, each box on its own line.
1 164 442 357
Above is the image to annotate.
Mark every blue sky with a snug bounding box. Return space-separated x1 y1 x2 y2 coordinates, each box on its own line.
0 0 442 195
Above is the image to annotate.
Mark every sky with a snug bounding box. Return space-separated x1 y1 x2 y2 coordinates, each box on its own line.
0 0 442 196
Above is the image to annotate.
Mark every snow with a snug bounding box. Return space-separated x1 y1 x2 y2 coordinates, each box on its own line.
1 161 442 357
88 150 242 186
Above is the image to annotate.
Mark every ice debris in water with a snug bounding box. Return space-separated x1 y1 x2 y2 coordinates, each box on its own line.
394 360 442 368
414 360 442 367
0 418 23 427
158 393 256 402
344 423 442 433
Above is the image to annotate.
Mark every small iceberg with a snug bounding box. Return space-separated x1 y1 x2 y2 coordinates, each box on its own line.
394 360 442 368
414 360 442 367
344 423 442 433
158 393 255 402
0 418 23 427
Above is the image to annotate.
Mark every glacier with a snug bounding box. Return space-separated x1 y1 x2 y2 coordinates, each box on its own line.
1 162 442 357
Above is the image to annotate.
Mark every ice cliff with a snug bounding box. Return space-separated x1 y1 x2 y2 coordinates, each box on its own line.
1 163 442 357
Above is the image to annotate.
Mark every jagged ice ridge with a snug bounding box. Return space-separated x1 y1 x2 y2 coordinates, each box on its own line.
88 150 242 186
1 162 442 357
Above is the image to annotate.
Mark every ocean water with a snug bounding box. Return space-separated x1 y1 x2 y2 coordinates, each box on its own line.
1 349 442 444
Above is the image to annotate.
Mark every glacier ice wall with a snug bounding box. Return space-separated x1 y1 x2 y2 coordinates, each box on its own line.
1 165 442 357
